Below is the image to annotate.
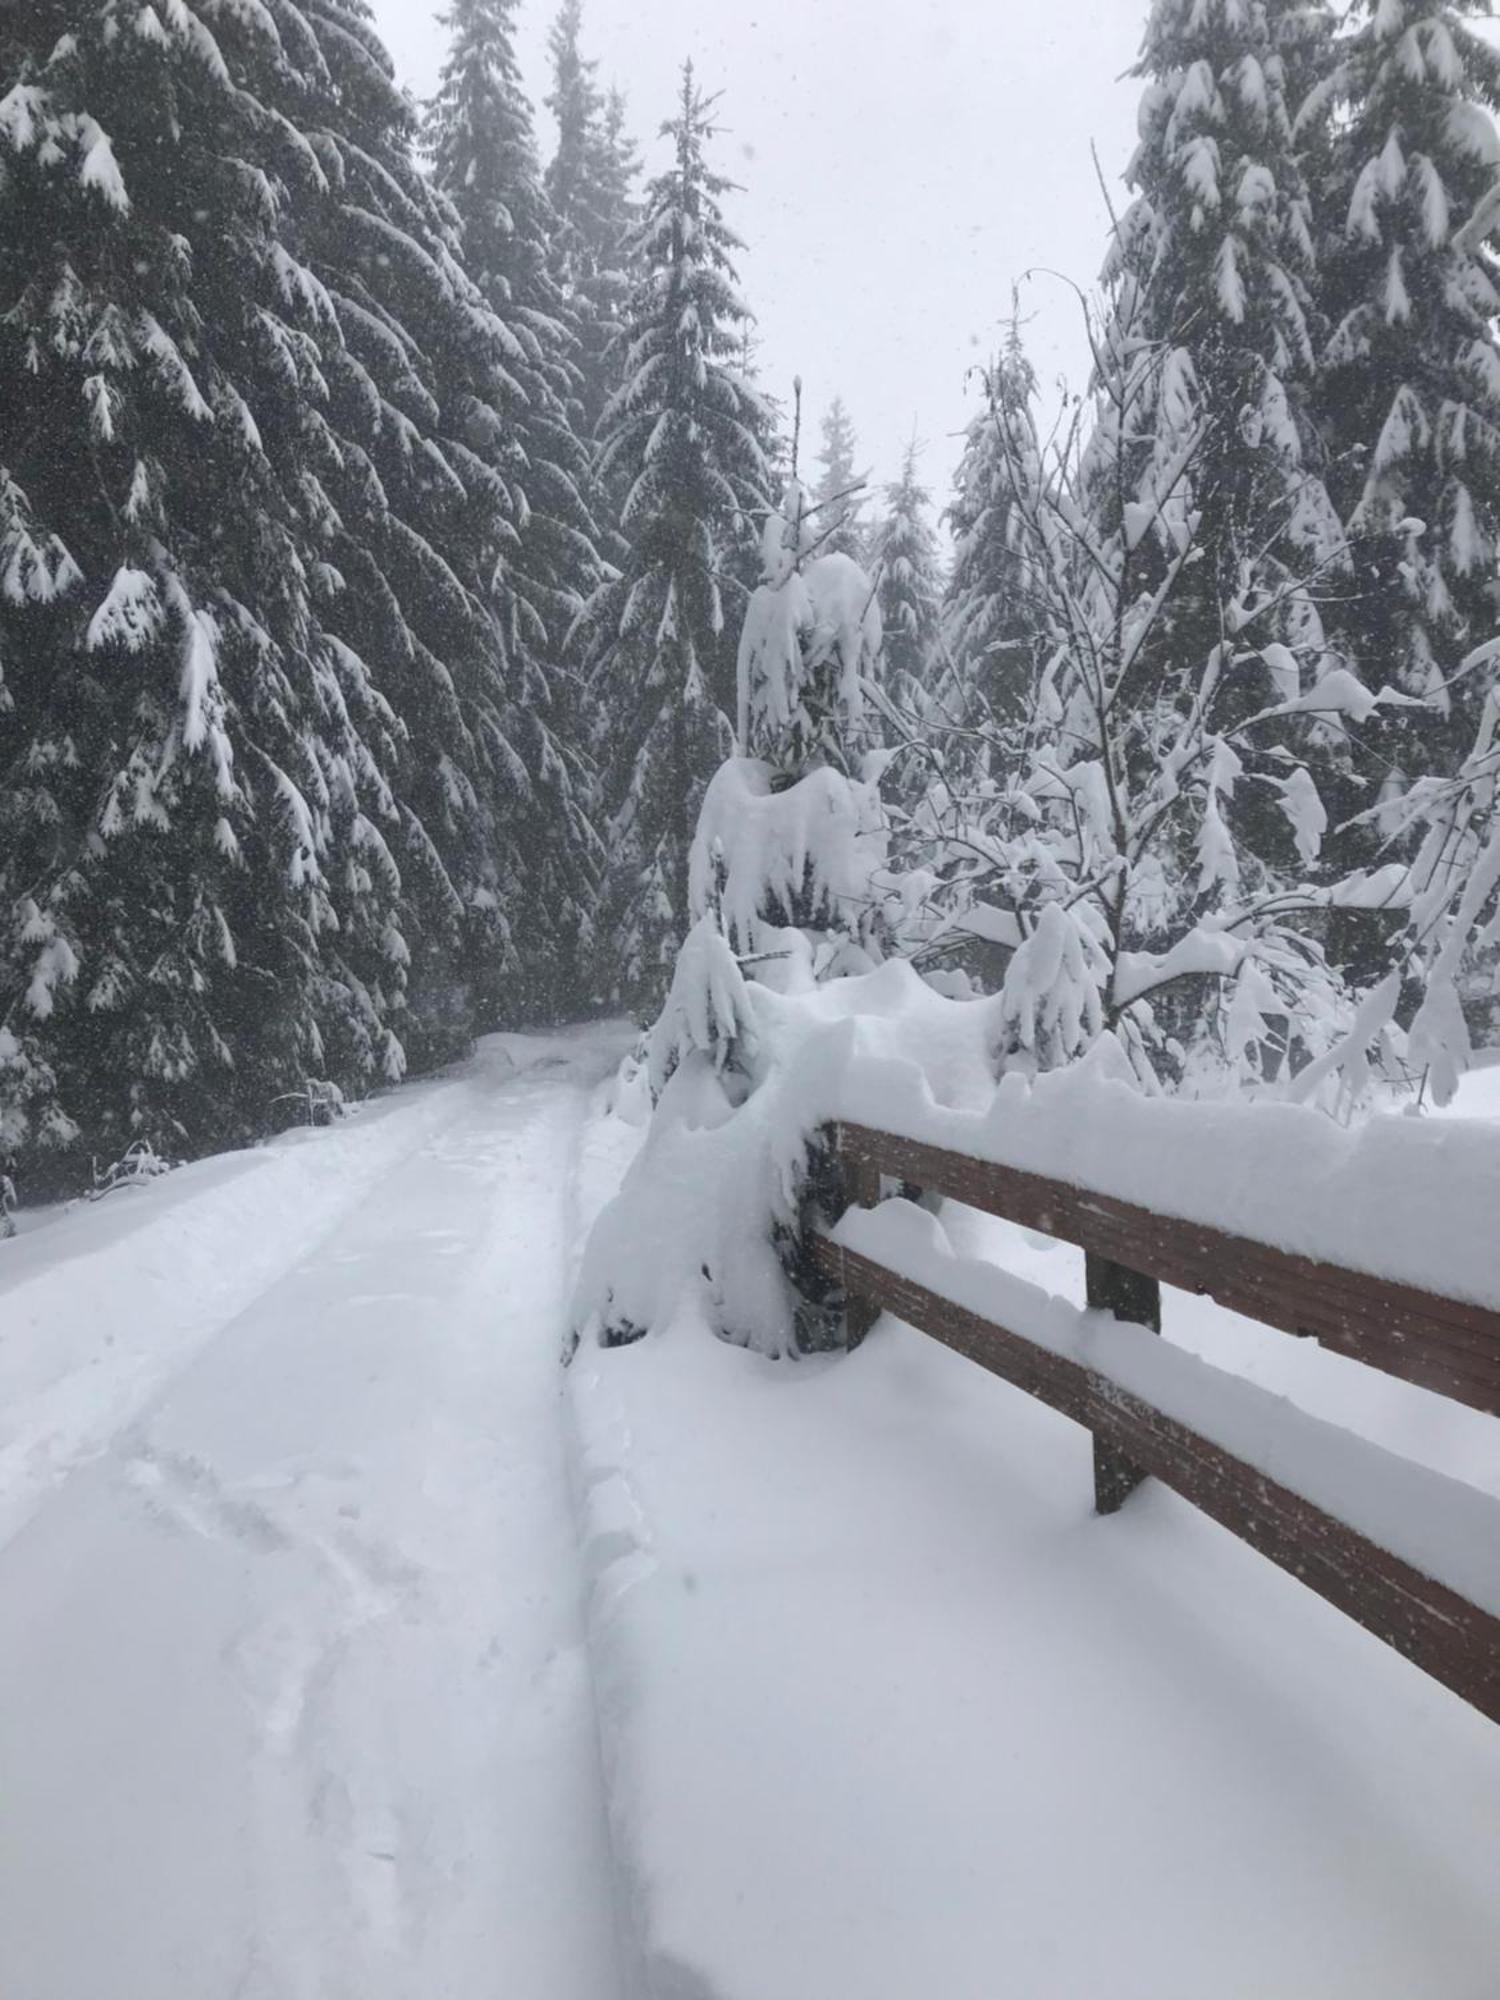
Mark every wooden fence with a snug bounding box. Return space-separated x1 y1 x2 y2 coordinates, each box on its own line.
811 1120 1500 1727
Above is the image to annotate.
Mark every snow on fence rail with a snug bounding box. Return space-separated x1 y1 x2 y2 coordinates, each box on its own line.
812 1120 1500 1728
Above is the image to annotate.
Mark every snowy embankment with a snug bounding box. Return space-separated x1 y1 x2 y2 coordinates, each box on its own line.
568 1063 1500 2000
0 1029 632 2000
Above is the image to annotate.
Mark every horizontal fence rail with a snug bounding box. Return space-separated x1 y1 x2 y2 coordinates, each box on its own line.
812 1120 1500 1728
834 1122 1500 1420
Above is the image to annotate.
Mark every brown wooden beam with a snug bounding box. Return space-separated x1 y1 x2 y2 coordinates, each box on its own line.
812 1232 1500 1727
837 1123 1500 1420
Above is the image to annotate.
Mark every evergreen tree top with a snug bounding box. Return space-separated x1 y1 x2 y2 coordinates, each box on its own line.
873 443 942 699
812 397 868 559
546 0 603 231
631 63 751 302
817 399 859 482
427 0 550 299
600 62 771 491
877 445 939 554
1123 0 1317 369
942 334 1048 731
946 336 1043 597
544 3 639 287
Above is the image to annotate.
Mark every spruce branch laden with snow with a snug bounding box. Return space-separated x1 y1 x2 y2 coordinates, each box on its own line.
1310 0 1500 760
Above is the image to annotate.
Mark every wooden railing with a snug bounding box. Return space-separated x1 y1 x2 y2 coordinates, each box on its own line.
812 1120 1500 1727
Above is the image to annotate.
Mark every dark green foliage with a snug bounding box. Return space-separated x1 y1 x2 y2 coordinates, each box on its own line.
943 334 1046 737
545 3 640 452
0 0 596 1184
428 0 607 1012
871 443 942 707
1311 0 1500 771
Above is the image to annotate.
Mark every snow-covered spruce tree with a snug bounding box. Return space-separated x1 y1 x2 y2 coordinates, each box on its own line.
583 64 775 1008
1105 0 1348 704
572 481 893 1356
1310 1 1500 797
544 3 640 454
0 0 586 1181
267 0 604 1065
1028 0 1397 1022
297 0 541 1067
427 0 606 1014
0 0 422 1178
890 341 1054 938
811 396 868 560
714 479 887 951
870 442 943 711
736 479 884 784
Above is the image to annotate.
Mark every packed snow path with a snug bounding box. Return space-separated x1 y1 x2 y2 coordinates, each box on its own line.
0 1031 628 2000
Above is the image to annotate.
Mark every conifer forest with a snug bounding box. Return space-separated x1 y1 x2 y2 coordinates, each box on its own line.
4 0 1500 1190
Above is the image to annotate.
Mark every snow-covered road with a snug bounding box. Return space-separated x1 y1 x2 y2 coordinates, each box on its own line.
3 1033 1499 2000
0 1030 629 2000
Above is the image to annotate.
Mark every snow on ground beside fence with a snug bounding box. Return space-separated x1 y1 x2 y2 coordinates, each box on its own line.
832 1196 1500 1618
568 1275 1500 2000
567 1054 1500 1998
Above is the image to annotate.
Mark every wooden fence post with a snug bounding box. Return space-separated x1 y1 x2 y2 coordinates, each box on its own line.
842 1131 883 1349
1085 1253 1161 1515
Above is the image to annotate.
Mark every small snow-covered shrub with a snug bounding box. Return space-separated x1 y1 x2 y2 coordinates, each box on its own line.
88 1139 177 1201
646 919 760 1099
572 959 1001 1357
271 1078 350 1131
737 485 882 778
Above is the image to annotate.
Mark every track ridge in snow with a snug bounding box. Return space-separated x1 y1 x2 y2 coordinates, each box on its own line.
0 1067 488 1556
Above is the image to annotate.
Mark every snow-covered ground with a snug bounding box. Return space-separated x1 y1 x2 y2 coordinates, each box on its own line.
2 1034 1499 1999
572 1062 1500 2000
0 1027 632 2000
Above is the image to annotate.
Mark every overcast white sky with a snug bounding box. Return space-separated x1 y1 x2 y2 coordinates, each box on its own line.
369 0 1144 515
